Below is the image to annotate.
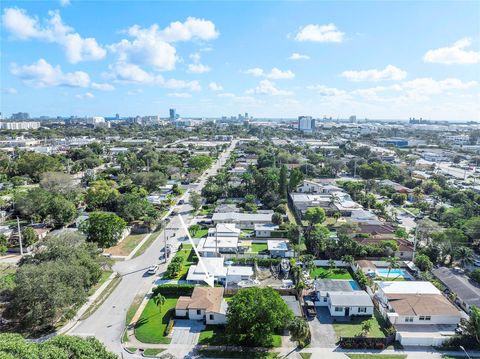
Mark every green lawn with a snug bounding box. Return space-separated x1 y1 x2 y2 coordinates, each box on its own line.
333 311 387 339
299 354 312 359
189 225 209 238
199 326 229 345
310 267 353 280
348 355 407 359
126 294 144 325
87 270 113 296
251 243 268 253
0 264 16 291
134 296 178 344
198 327 281 348
143 348 165 356
378 276 406 281
162 244 197 280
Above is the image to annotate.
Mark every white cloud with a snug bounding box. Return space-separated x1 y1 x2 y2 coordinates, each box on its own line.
109 25 177 72
105 62 201 92
3 88 17 94
159 16 219 42
246 80 293 96
288 53 310 60
168 92 192 98
59 0 71 6
307 84 349 97
11 58 90 88
243 67 295 80
106 62 158 83
218 92 235 98
423 38 480 64
402 77 477 95
164 79 201 91
76 92 94 99
188 63 211 73
2 8 106 63
294 23 344 43
209 82 223 91
341 65 407 82
91 82 115 91
187 52 211 74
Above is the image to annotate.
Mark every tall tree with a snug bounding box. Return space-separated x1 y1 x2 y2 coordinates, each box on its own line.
288 317 310 348
80 211 126 248
189 191 202 212
279 165 288 199
226 287 293 347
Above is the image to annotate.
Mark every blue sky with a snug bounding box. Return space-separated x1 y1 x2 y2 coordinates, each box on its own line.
1 1 479 120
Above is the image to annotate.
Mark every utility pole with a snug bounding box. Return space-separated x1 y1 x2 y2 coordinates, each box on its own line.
412 219 419 262
16 216 23 256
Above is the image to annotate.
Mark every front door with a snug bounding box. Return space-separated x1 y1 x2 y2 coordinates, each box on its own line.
345 307 350 316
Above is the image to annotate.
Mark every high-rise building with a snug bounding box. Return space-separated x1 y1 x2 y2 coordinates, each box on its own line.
298 116 315 132
11 112 30 120
169 108 176 120
0 121 40 130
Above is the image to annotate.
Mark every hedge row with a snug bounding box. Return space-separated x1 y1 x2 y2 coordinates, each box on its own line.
230 257 282 267
152 284 195 296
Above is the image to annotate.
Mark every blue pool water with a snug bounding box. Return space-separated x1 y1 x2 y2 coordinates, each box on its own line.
376 268 413 279
349 280 361 290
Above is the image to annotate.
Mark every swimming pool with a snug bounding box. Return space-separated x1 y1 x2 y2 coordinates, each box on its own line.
376 268 413 280
349 280 361 290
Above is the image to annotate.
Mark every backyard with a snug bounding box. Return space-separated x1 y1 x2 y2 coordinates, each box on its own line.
310 267 353 280
189 225 209 238
134 295 178 344
250 243 268 253
333 310 388 339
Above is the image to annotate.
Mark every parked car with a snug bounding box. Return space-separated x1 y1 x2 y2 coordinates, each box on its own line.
473 260 480 267
178 199 185 205
147 265 159 275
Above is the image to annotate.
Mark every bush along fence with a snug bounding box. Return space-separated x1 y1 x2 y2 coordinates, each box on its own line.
339 334 396 349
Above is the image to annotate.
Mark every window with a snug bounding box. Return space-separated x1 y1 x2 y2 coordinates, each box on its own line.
323 297 328 302
404 316 414 322
358 307 367 313
420 316 431 321
335 307 343 312
209 314 214 321
197 309 201 315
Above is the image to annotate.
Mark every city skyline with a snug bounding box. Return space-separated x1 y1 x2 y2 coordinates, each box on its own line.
1 1 480 120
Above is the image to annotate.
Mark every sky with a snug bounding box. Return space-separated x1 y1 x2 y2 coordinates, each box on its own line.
1 1 479 120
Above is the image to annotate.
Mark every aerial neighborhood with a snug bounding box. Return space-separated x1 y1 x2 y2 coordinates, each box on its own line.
1 112 479 359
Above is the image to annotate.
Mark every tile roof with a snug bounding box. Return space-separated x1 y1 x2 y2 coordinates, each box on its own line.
386 293 460 316
175 287 225 313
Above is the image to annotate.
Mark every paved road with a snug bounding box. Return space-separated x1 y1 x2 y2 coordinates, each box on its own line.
69 140 237 357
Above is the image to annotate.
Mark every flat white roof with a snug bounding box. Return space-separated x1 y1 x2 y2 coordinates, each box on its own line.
378 281 440 295
267 240 289 251
187 257 227 281
329 291 373 307
198 236 239 251
227 266 253 276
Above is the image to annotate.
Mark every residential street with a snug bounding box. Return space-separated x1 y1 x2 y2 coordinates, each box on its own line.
69 141 237 357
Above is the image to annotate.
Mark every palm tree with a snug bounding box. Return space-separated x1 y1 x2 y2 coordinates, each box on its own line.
454 246 475 268
341 255 355 269
384 256 400 279
288 317 311 348
153 293 165 314
361 319 373 337
328 258 336 271
333 211 342 224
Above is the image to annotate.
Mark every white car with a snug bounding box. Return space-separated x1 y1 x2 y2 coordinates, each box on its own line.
473 260 480 267
147 265 159 275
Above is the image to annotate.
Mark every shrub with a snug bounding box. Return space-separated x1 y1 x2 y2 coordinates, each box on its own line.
152 284 195 296
164 318 175 336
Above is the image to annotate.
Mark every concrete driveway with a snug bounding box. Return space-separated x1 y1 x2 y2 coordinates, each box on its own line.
170 320 205 345
309 307 337 348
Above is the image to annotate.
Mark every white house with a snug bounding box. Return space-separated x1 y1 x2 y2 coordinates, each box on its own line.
175 287 227 325
267 240 292 258
254 223 279 238
376 281 462 346
186 257 253 285
212 211 273 229
197 224 241 256
295 180 341 194
314 279 374 317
